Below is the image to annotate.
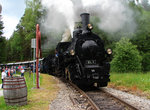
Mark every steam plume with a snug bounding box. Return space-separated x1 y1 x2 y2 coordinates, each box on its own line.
81 0 136 33
41 0 136 48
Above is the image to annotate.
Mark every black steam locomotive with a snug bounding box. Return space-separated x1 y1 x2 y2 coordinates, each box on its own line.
43 13 112 87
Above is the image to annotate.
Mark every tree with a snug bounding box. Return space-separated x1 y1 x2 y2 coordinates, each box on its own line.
111 38 142 72
0 12 6 63
22 0 42 40
20 0 43 60
0 21 4 36
0 36 6 63
5 0 43 62
141 0 150 10
142 52 150 71
130 6 150 71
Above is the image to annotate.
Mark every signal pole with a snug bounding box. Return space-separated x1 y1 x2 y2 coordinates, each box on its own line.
36 24 41 89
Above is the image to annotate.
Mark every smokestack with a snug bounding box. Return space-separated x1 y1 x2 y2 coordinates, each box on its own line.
80 13 90 34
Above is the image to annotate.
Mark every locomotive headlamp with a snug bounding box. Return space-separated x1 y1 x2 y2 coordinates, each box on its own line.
107 48 112 55
70 49 75 56
88 24 93 30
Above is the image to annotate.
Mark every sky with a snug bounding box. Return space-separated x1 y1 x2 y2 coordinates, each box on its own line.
0 0 26 39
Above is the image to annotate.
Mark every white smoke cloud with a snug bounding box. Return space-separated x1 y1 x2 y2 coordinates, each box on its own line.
41 0 75 35
41 0 136 48
81 0 136 33
41 0 136 34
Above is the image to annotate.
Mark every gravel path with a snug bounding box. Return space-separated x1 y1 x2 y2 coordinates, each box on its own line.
103 87 150 110
49 79 80 110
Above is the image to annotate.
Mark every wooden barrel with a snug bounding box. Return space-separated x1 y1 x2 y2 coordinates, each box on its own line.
3 76 27 106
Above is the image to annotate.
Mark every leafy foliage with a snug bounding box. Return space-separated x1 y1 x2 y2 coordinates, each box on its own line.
5 0 43 62
109 2 150 72
111 38 142 72
1 0 150 73
0 21 4 36
130 4 150 71
0 14 6 63
142 52 150 71
0 36 6 63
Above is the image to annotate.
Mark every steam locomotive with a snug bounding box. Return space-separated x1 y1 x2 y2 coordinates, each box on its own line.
43 13 112 87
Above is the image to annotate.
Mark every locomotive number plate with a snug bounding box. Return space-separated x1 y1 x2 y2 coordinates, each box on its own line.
86 60 96 65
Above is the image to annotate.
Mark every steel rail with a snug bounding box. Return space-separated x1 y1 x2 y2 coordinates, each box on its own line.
101 88 139 110
62 78 138 110
68 81 100 110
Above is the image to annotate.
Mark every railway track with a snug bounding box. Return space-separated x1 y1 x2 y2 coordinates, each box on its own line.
64 79 139 110
86 88 139 110
66 81 99 110
100 88 139 110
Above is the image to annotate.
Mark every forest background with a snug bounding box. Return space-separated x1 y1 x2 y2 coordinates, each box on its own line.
0 0 150 72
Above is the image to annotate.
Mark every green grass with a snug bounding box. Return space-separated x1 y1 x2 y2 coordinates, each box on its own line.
0 71 42 110
110 72 150 94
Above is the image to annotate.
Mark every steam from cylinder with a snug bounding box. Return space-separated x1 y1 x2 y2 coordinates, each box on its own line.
61 29 71 42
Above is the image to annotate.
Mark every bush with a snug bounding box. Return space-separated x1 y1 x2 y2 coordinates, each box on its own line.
111 38 142 72
142 52 150 71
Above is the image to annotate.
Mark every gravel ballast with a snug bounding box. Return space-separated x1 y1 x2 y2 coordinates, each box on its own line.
49 79 80 110
49 78 150 110
103 87 150 110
